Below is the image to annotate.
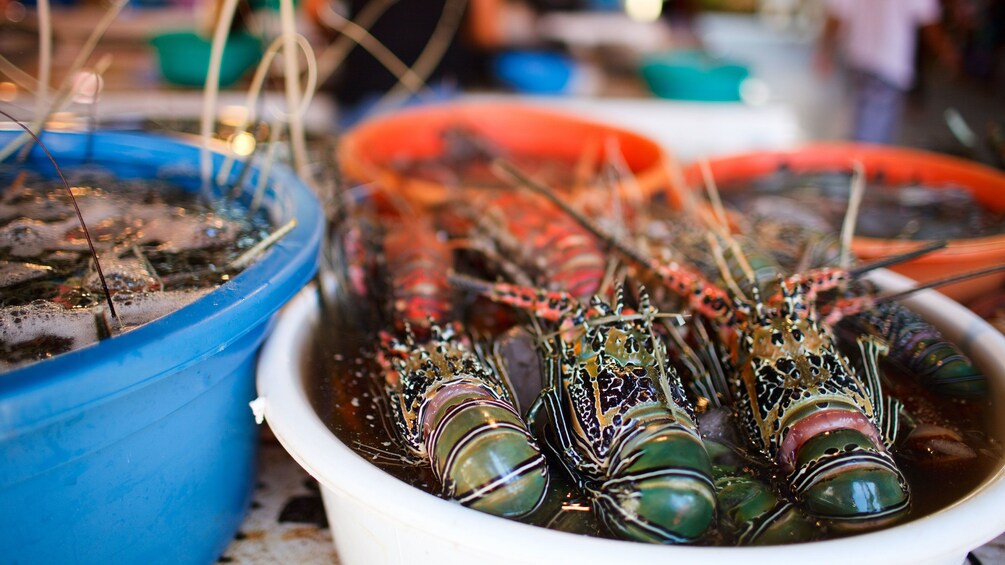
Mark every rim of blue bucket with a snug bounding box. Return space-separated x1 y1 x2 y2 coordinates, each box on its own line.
0 130 323 431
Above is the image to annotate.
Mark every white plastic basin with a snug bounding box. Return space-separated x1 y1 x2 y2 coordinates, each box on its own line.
256 270 1005 565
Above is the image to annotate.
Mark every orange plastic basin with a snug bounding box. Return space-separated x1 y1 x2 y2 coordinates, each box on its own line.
684 143 1005 303
338 101 676 208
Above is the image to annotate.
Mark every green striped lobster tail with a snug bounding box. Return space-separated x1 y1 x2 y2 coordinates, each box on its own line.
425 391 551 517
594 405 717 543
705 438 817 546
787 427 909 523
387 325 550 519
841 300 986 397
529 288 717 544
784 336 910 524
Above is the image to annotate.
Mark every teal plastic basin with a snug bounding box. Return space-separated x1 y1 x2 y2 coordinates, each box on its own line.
640 50 749 102
150 31 262 87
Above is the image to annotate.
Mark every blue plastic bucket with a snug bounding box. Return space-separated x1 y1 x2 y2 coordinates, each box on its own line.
491 50 576 95
0 131 323 564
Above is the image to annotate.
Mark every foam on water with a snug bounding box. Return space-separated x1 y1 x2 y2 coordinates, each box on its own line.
83 256 161 294
0 170 272 371
113 288 211 329
139 212 238 253
0 288 212 370
0 261 52 287
0 302 97 369
0 218 78 257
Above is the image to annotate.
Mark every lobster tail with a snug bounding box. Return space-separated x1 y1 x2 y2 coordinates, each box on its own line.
425 391 550 518
388 331 551 519
596 406 716 544
841 301 986 397
788 428 910 523
703 439 818 546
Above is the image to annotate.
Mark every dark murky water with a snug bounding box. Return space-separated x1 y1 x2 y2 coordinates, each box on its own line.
0 165 272 370
719 170 1005 241
304 313 1001 546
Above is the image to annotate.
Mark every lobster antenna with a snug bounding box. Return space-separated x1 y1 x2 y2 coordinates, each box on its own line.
848 240 949 277
605 135 645 210
491 158 656 271
375 0 468 111
315 5 428 98
315 0 394 86
0 108 118 321
697 158 758 288
706 232 750 303
839 160 866 270
601 141 627 241
873 263 1005 305
698 158 730 232
665 155 699 217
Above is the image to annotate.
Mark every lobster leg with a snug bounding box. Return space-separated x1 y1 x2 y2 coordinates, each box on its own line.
449 272 578 322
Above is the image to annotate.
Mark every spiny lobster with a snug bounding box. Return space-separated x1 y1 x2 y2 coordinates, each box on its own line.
498 163 913 527
328 198 549 518
451 273 718 543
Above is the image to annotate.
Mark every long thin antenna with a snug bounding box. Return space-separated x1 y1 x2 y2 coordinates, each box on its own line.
848 240 948 277
200 0 240 192
375 0 468 110
697 157 757 288
0 0 127 162
698 158 730 232
873 264 1005 305
314 0 395 86
492 158 654 269
0 108 118 321
35 0 51 132
839 160 866 269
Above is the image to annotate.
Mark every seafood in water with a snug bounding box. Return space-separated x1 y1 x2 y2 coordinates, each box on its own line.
503 169 912 527
0 166 278 370
452 275 717 543
313 155 1000 547
328 206 550 518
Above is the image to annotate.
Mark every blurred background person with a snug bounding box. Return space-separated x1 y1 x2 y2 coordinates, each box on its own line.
817 0 960 144
307 0 538 126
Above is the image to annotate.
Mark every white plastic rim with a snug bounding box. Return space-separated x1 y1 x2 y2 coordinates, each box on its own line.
257 271 1005 565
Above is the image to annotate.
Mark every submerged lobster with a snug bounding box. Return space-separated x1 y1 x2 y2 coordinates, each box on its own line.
499 165 916 528
452 274 718 543
444 191 718 543
327 199 549 518
746 216 986 398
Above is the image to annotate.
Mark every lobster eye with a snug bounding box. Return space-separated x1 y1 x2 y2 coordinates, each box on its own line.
772 332 784 346
791 328 804 342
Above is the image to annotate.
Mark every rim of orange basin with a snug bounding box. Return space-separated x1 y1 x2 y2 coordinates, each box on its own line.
682 142 1005 259
338 100 681 208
